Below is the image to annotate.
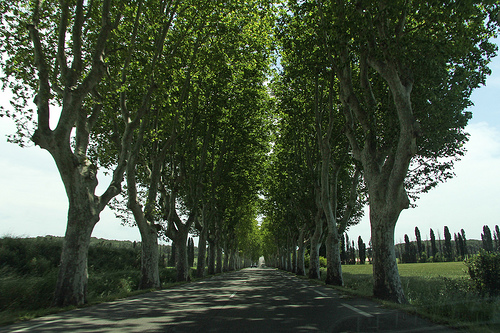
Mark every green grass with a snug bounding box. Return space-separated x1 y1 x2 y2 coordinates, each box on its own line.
341 261 468 278
318 262 500 332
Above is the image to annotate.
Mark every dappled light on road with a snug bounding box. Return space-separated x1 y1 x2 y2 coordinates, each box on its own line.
3 269 455 332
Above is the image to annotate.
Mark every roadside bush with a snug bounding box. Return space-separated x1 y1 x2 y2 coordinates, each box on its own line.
319 256 327 268
466 250 500 296
0 270 57 311
404 275 497 323
303 255 327 269
88 271 141 299
88 246 140 273
0 237 61 276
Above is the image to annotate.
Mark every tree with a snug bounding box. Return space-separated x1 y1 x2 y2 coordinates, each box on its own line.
274 6 364 283
403 234 417 263
120 0 207 291
461 229 469 257
358 236 366 264
495 226 500 252
340 234 347 264
188 238 195 268
444 226 453 262
311 0 499 303
482 225 494 252
430 228 437 259
0 0 159 306
415 227 423 260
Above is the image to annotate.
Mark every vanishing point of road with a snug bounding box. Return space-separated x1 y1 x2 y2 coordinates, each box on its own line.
3 268 455 332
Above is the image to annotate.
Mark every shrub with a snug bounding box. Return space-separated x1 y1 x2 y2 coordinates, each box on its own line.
0 237 62 276
319 256 327 268
466 250 500 296
0 271 57 311
87 271 140 299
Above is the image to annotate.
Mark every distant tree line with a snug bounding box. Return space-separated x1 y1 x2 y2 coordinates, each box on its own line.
341 225 500 265
396 225 500 263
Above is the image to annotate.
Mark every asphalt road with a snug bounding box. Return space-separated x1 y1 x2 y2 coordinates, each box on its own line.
2 268 455 332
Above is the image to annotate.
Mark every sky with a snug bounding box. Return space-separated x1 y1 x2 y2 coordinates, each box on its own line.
1 40 500 245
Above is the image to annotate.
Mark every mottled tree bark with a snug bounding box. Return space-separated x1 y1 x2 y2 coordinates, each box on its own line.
296 227 306 276
308 217 323 280
196 228 207 278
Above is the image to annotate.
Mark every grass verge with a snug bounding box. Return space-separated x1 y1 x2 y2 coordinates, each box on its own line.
0 267 204 327
308 263 500 332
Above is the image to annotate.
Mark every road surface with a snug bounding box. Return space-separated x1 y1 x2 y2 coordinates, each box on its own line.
2 268 454 332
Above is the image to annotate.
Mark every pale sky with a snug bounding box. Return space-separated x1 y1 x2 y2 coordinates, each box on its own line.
1 40 499 244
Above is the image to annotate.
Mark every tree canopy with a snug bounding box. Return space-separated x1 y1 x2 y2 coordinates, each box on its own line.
1 0 498 306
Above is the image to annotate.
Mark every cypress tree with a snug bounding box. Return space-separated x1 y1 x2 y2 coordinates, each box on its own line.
444 226 453 261
461 229 468 257
430 228 437 259
482 225 494 252
495 225 500 252
403 234 417 263
187 238 195 268
340 234 346 264
415 227 423 259
358 236 366 264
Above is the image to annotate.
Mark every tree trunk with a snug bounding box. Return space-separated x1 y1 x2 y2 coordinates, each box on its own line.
291 236 297 274
309 219 322 279
286 237 292 272
325 232 343 286
207 240 216 275
53 203 98 307
174 232 189 282
370 189 408 304
223 247 230 272
296 228 306 276
229 248 237 271
216 244 223 274
196 228 207 278
139 226 160 289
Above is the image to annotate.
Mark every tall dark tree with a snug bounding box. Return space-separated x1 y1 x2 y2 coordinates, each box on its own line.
495 225 500 252
188 238 195 268
454 233 463 258
444 226 453 262
461 229 469 257
482 225 494 252
430 228 437 259
340 234 347 264
358 236 366 264
415 227 423 259
403 234 417 263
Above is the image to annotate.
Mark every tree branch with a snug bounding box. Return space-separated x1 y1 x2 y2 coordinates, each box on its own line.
28 0 52 147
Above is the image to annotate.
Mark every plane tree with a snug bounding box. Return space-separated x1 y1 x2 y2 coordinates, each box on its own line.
0 0 168 306
312 0 499 302
107 0 274 283
269 12 365 283
262 102 319 274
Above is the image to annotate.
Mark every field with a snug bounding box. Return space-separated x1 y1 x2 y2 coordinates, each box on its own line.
341 261 468 278
320 262 499 332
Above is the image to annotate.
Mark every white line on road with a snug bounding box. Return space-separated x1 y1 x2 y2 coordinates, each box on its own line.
313 289 327 297
341 303 374 318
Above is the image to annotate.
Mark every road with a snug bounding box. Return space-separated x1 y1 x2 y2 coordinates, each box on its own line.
2 268 454 332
